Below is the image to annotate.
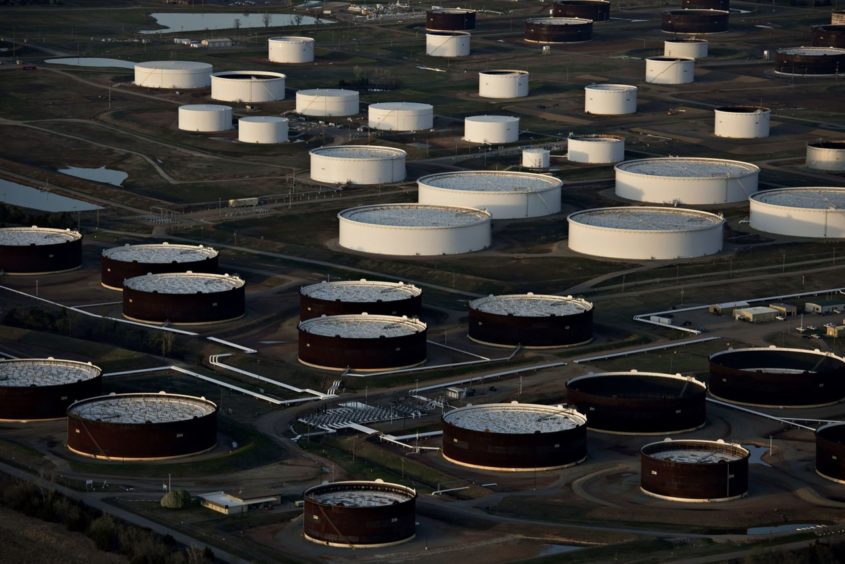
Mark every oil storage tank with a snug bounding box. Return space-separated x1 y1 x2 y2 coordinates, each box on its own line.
584 83 637 115
749 187 845 239
806 140 845 171
338 204 491 256
522 148 551 169
123 272 245 324
568 207 724 260
418 170 561 219
813 25 845 48
816 422 845 484
645 56 695 84
303 480 416 547
775 47 845 76
310 146 406 185
298 314 427 371
426 8 476 30
66 392 217 461
368 102 433 131
524 17 593 44
441 402 588 471
0 226 82 274
464 115 520 144
566 371 706 434
552 1 610 21
0 358 101 421
567 134 625 164
641 439 750 502
709 346 845 407
467 293 593 348
134 61 212 89
178 104 233 132
714 106 770 138
268 36 315 63
478 70 529 99
296 89 359 116
661 10 730 34
614 157 759 205
664 38 709 59
299 279 422 320
211 71 286 103
425 31 471 57
238 116 289 144
101 242 219 290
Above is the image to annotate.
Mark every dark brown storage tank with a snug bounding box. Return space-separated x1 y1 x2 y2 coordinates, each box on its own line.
299 279 422 321
0 226 82 274
661 10 730 33
812 25 845 48
524 17 593 43
66 392 218 460
681 0 730 11
775 47 845 75
0 358 101 421
552 0 610 21
298 314 427 371
468 293 593 348
641 439 750 502
426 8 476 30
566 371 706 434
101 242 219 290
441 402 588 471
816 422 845 484
303 480 416 547
122 272 245 324
709 347 845 407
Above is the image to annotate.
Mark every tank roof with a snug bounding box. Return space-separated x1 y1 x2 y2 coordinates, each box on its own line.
778 46 845 56
310 145 406 159
443 403 586 433
568 370 705 389
0 358 101 388
716 106 770 113
429 7 476 13
297 88 358 96
68 392 216 424
710 346 845 364
470 293 592 317
179 104 231 112
299 314 426 338
585 83 637 91
135 60 212 70
305 481 415 506
239 116 288 124
465 115 520 124
642 440 749 463
751 187 845 209
527 17 594 24
569 207 723 231
102 242 218 263
616 157 758 178
338 204 490 228
301 279 421 302
665 38 708 43
0 226 81 246
808 140 845 149
479 69 529 75
369 102 433 111
212 70 286 79
269 36 314 42
123 272 244 294
570 134 624 143
419 171 560 193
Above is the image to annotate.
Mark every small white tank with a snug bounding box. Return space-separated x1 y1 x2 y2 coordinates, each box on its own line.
645 56 694 84
368 102 434 131
478 70 529 99
664 38 708 59
568 134 625 164
238 116 289 144
426 31 471 57
464 115 520 144
584 84 637 115
268 36 315 63
806 141 845 171
714 106 770 139
178 104 232 132
296 89 359 117
523 148 551 169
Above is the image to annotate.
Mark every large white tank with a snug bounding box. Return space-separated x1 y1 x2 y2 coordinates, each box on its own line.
268 36 315 63
645 56 695 84
296 89 359 117
523 148 551 169
310 146 406 185
567 134 625 164
750 187 845 239
134 61 212 89
714 106 770 139
478 70 530 99
426 31 471 57
806 140 845 171
178 104 232 132
464 115 520 144
664 38 708 58
338 204 491 256
238 116 288 144
368 102 434 131
584 84 637 115
568 207 724 260
211 71 286 103
615 157 759 205
417 171 562 219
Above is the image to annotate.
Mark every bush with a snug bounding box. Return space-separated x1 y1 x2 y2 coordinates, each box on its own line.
160 490 192 510
88 514 119 551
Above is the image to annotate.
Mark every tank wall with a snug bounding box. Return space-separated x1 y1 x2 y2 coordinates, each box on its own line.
310 154 406 185
615 168 758 204
425 33 471 57
299 293 422 320
813 26 845 48
552 2 610 21
134 67 211 89
101 254 219 289
568 138 625 163
268 39 315 63
776 52 845 75
298 330 427 370
418 186 561 219
211 76 286 103
568 223 724 260
806 145 845 170
0 377 102 421
239 119 289 143
123 285 245 323
661 11 730 33
641 452 749 500
714 110 770 138
523 149 551 169
817 429 845 482
339 220 491 256
304 497 415 546
584 87 637 114
524 20 593 43
835 12 845 25
178 107 232 132
368 107 434 131
709 359 845 405
479 73 529 98
682 0 729 9
468 307 592 347
296 92 359 116
464 119 520 143
664 40 709 58
0 237 82 274
750 200 845 239
645 58 695 84
426 11 476 30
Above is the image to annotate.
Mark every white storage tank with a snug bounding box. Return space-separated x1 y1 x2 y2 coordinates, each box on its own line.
211 71 286 103
426 31 471 57
338 204 491 256
310 146 406 185
584 84 637 115
238 116 288 144
615 157 759 205
568 207 724 260
568 134 625 164
645 56 695 84
417 171 562 219
296 89 359 117
523 148 551 169
479 70 530 99
750 187 845 239
368 102 434 131
268 36 315 63
464 115 520 144
664 38 708 58
714 106 770 139
134 61 212 89
178 104 233 132
806 140 845 171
